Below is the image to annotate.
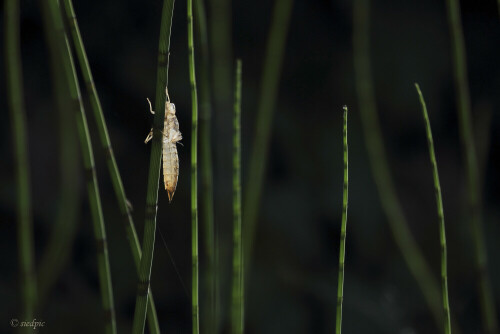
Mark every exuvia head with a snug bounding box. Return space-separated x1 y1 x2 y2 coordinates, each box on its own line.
166 102 176 115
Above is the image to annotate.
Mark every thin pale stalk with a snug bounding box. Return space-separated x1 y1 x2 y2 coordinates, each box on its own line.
5 0 37 327
444 0 498 331
335 106 349 334
194 0 217 331
231 60 244 334
40 1 116 333
131 1 175 334
188 0 200 333
353 0 444 330
61 0 161 331
243 0 294 274
415 84 452 334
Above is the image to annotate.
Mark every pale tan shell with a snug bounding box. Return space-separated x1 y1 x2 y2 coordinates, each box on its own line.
162 101 182 202
144 90 181 202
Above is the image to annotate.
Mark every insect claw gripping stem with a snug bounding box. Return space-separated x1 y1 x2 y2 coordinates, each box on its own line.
144 129 154 144
147 98 155 114
145 99 156 144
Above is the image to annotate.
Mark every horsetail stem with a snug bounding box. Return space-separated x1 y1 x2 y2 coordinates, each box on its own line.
335 106 349 334
41 0 117 332
353 0 444 330
131 0 175 333
61 0 162 331
415 84 452 334
231 59 244 334
188 0 200 332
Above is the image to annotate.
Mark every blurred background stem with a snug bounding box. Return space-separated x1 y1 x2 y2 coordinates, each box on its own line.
444 0 498 332
40 1 117 333
194 0 218 332
37 12 80 309
242 0 294 277
209 0 232 111
353 0 444 330
5 0 37 328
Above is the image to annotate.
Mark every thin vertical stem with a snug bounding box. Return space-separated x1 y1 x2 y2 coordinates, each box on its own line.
335 106 348 334
188 0 200 332
5 0 37 327
415 84 452 334
444 0 497 332
40 1 117 333
231 60 243 334
131 0 176 333
353 0 444 330
243 0 294 273
194 0 217 331
61 1 162 332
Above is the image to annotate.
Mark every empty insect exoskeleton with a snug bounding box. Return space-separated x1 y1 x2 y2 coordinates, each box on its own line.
144 87 182 202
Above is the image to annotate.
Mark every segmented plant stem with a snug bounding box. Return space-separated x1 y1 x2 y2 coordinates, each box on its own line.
335 106 349 334
188 0 200 332
40 1 117 333
352 0 444 330
5 0 37 326
243 0 294 272
232 60 244 334
62 0 162 332
444 1 497 332
415 84 452 334
194 0 217 331
131 1 175 333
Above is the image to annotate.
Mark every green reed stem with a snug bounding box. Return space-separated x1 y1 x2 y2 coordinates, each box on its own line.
194 0 217 331
41 1 117 333
243 0 294 272
188 0 200 332
335 106 349 334
231 60 244 334
131 1 175 334
353 0 444 330
62 0 163 332
415 84 452 334
444 1 498 332
5 0 37 326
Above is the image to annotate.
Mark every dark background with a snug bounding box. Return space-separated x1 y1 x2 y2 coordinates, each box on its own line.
1 0 499 333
